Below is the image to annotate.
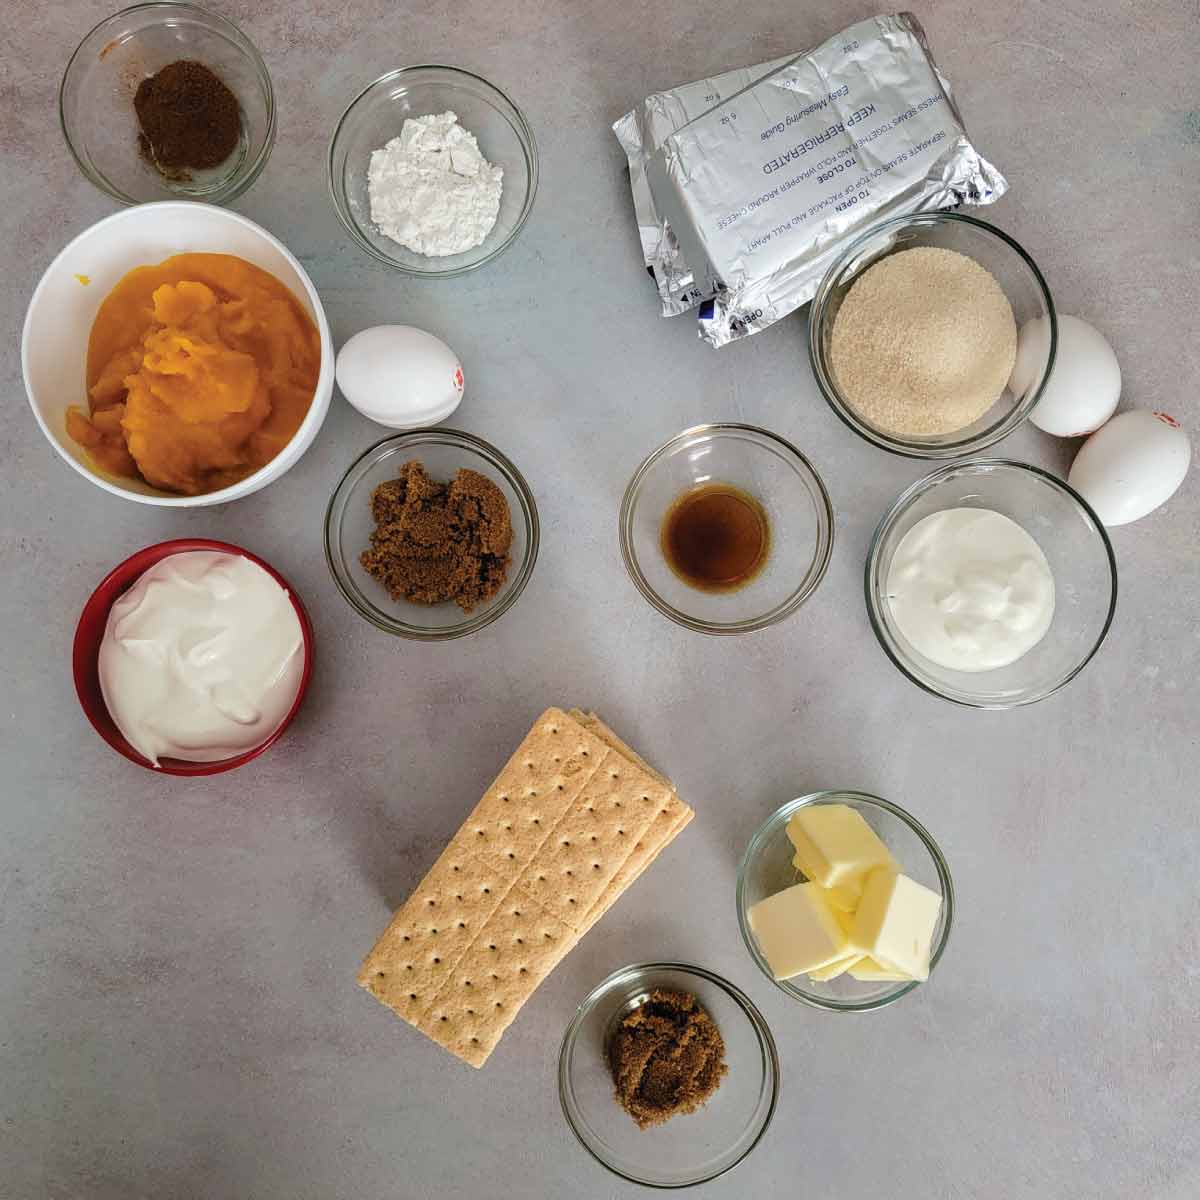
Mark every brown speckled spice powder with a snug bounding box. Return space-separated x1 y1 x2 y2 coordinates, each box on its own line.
134 59 241 176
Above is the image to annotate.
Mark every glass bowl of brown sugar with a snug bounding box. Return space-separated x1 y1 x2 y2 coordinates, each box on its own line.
558 961 779 1188
60 3 275 205
324 429 540 640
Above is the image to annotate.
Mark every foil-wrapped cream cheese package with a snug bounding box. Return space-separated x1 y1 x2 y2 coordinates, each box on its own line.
616 13 1007 346
613 54 793 315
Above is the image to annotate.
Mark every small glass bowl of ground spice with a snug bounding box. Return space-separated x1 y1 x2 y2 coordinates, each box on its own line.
559 962 779 1188
809 212 1057 459
60 3 275 205
325 430 539 640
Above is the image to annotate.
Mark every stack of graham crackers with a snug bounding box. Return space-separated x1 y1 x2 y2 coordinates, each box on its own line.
358 708 693 1066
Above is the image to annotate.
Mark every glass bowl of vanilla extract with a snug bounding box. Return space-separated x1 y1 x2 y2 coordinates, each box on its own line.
619 424 834 634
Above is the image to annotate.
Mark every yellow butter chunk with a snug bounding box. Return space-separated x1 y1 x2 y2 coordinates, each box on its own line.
850 869 942 982
786 804 895 894
808 953 864 982
848 956 913 982
792 853 861 912
748 881 847 980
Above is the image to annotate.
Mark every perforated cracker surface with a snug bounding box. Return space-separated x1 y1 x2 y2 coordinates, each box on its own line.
415 893 577 1067
581 795 693 932
514 749 676 931
571 710 671 788
358 708 692 1068
357 833 510 1023
461 709 608 884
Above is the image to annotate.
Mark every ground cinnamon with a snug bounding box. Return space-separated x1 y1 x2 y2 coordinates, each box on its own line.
608 989 728 1128
360 461 512 614
134 60 241 175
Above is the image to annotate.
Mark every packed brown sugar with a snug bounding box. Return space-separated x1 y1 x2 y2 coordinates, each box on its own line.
360 460 512 613
608 989 727 1128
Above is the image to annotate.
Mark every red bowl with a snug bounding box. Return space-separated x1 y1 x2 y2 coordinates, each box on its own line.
73 538 315 776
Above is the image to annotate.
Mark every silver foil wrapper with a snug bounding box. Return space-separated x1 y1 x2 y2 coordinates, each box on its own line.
613 54 792 316
616 13 1007 346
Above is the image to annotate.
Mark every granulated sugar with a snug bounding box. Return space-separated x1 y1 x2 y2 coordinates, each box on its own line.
829 247 1017 437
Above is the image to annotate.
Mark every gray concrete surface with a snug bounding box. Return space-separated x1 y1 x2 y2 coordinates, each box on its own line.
3 2 1198 1197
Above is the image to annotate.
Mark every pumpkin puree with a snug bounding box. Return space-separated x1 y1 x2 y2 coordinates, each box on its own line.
67 253 320 495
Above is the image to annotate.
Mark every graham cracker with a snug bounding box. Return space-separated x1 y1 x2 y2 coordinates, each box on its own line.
416 891 577 1067
357 831 509 1024
514 749 676 931
461 708 608 885
359 707 693 1068
581 798 693 933
569 709 672 788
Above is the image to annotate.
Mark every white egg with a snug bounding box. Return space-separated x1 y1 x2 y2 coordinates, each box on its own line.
1068 410 1191 527
1010 314 1121 437
335 325 464 429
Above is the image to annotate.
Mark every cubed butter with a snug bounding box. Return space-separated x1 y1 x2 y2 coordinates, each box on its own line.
850 869 941 982
848 957 913 982
808 953 864 982
792 854 861 912
748 881 847 981
786 804 894 893
833 907 860 948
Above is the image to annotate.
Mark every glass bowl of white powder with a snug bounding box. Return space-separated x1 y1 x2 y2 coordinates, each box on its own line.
328 65 537 276
809 213 1056 458
866 459 1117 707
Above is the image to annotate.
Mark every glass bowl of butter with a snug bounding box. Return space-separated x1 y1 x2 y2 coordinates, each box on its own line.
736 792 953 1011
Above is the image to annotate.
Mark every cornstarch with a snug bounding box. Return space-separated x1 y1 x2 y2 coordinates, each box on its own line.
367 111 503 257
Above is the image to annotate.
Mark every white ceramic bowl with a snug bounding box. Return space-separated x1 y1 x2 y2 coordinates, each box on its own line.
22 202 334 507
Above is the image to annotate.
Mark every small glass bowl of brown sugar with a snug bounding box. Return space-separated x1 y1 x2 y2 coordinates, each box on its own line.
324 429 539 640
60 3 275 205
808 212 1057 459
620 424 834 634
558 962 779 1188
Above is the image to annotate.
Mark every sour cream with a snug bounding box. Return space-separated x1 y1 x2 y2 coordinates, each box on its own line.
886 508 1055 672
99 551 304 766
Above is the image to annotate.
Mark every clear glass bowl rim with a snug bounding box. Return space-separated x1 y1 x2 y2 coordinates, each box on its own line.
807 211 1058 459
619 422 835 635
557 959 780 1189
326 64 539 276
59 1 277 207
736 790 955 1012
323 428 540 640
864 457 1118 709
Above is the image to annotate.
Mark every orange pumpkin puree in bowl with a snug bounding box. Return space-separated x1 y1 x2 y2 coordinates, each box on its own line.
66 253 321 496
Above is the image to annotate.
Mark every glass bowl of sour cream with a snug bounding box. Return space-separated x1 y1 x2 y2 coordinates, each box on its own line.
73 539 314 775
866 459 1117 708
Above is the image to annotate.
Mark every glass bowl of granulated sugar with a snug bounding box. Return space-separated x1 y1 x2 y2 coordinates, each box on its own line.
808 212 1057 459
328 65 538 276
